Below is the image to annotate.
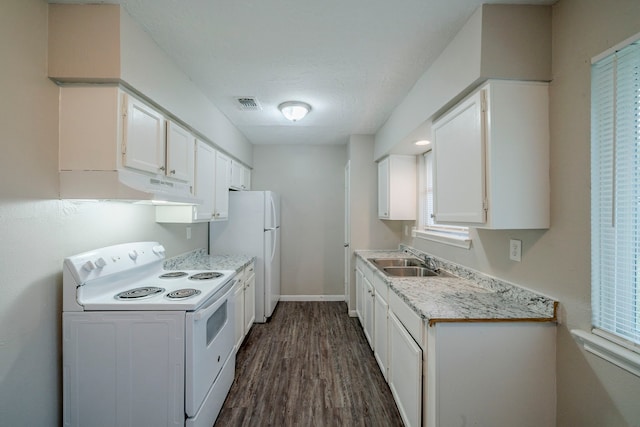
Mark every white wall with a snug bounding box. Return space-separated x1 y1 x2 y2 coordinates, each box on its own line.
252 145 346 297
347 135 403 309
0 1 207 425
401 0 640 425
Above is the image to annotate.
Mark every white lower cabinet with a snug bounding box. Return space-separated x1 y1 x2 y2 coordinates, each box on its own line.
388 311 422 427
363 277 375 348
426 322 556 427
354 256 556 427
232 274 245 352
355 265 364 323
233 261 256 352
243 266 256 332
373 289 389 380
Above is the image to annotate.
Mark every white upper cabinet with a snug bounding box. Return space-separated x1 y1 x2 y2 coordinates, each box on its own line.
122 95 165 175
156 141 232 223
230 160 251 191
433 80 549 229
377 155 416 220
165 121 195 184
243 166 251 191
193 140 216 221
58 86 196 203
213 151 231 220
123 95 194 190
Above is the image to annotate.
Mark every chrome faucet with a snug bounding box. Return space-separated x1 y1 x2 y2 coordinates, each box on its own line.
404 247 439 272
423 255 438 272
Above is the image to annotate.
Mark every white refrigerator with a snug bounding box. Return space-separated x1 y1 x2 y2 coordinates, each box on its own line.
209 191 280 323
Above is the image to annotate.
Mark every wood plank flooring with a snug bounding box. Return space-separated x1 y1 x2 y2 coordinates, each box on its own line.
214 301 404 427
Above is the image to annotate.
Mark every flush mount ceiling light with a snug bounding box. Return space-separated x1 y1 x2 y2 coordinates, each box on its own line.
278 101 311 122
414 139 431 146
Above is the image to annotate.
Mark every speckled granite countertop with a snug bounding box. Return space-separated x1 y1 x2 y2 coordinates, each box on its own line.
164 248 254 272
356 247 557 325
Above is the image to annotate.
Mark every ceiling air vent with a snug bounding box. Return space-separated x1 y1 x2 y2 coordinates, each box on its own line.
235 97 262 111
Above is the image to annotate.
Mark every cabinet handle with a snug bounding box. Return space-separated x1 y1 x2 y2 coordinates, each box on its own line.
159 166 166 172
170 169 176 175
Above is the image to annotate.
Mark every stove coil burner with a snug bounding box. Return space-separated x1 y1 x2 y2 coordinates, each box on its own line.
166 288 202 299
158 271 188 279
115 287 165 300
189 272 224 281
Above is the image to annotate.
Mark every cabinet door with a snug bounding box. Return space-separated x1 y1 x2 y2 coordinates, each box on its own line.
233 279 244 352
213 151 231 220
230 161 243 190
242 166 251 190
355 268 364 324
433 90 486 224
166 121 195 184
123 94 165 175
374 291 389 380
388 311 422 427
377 157 390 218
244 271 256 333
363 277 375 349
193 140 215 221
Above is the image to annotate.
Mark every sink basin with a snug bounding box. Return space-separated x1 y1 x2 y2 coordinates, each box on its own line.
371 257 425 268
382 266 440 277
370 257 455 278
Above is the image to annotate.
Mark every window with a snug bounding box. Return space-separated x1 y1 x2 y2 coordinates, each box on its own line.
414 150 471 248
591 36 640 349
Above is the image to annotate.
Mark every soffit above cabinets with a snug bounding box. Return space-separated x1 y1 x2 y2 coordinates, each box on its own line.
48 0 555 147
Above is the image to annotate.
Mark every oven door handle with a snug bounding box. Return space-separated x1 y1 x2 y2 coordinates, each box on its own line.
193 279 236 321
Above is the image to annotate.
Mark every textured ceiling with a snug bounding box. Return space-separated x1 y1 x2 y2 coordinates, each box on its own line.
52 0 555 146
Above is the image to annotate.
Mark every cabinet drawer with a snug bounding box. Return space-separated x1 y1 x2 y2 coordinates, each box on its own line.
389 290 424 349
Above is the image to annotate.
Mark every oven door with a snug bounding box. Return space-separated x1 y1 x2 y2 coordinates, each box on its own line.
184 279 235 417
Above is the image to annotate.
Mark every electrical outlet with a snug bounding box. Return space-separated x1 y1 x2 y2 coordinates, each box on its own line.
186 227 192 240
509 239 522 262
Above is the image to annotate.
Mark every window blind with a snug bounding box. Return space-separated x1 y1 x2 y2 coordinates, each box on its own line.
591 39 640 346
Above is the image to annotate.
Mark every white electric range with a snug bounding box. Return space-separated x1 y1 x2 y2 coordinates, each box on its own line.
62 241 237 427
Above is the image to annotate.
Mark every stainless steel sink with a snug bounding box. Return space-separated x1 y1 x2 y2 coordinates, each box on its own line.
382 266 439 277
371 257 425 268
370 257 454 278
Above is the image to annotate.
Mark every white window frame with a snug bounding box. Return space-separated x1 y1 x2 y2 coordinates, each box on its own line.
572 32 640 378
413 150 471 249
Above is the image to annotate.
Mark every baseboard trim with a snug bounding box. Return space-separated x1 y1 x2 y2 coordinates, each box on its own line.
280 295 346 302
348 309 358 317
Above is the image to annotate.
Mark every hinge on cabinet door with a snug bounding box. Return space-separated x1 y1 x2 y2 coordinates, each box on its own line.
483 199 489 212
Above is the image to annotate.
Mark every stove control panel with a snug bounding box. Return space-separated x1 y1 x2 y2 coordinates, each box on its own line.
64 242 166 285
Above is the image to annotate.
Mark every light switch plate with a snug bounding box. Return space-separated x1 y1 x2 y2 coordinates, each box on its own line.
509 239 522 262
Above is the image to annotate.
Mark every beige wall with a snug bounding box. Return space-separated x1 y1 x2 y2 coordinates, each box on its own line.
0 1 206 425
375 4 552 160
347 135 403 310
406 0 640 425
252 144 346 297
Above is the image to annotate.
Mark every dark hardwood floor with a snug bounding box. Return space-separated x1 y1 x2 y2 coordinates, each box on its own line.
214 301 404 426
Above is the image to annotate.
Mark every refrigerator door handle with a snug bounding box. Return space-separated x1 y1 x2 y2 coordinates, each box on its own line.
269 195 278 228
